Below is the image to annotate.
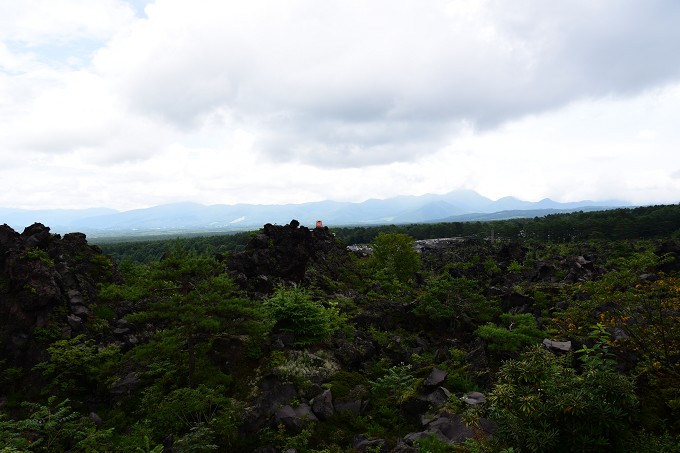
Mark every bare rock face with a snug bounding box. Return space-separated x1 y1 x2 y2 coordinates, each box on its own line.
227 220 353 293
0 223 114 369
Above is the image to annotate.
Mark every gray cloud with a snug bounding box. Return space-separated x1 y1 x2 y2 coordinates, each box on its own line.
94 1 680 170
19 0 680 172
4 0 680 211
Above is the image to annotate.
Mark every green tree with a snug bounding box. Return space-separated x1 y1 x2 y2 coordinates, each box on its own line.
370 232 421 284
127 245 239 387
414 274 498 330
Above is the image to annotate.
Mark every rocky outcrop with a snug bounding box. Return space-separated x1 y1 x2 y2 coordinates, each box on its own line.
227 220 353 294
0 223 114 369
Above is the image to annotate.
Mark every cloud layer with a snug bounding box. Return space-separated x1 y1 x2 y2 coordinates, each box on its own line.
1 0 680 210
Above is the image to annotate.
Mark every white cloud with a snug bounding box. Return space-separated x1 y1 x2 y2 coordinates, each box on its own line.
0 0 135 45
1 0 680 210
87 0 680 168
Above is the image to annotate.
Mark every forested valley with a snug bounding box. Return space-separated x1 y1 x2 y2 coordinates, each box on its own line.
2 204 680 452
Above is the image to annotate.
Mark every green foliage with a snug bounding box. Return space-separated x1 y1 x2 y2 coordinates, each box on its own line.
92 303 116 321
483 346 638 452
89 253 114 280
96 232 253 264
507 259 523 273
134 436 164 453
416 433 453 453
10 212 680 451
0 361 23 389
576 323 617 370
124 245 258 386
622 430 680 453
369 232 421 284
415 274 498 329
33 335 120 398
442 348 477 393
476 313 544 356
274 350 340 387
266 286 335 346
370 364 417 406
140 384 240 449
0 397 112 452
271 423 314 452
32 325 64 344
24 247 54 266
332 204 680 244
326 371 368 400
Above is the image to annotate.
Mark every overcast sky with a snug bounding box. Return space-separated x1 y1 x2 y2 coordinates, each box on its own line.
2 0 680 211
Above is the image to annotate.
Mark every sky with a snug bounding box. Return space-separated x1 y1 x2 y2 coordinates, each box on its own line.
2 0 680 211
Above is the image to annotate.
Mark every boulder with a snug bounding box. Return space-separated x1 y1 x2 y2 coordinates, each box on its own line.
274 403 318 433
402 412 495 446
66 314 83 329
109 372 140 396
293 403 318 423
463 391 486 405
352 434 390 452
311 389 334 420
391 440 418 453
71 304 91 317
424 386 452 409
465 338 489 385
89 412 103 426
542 339 572 353
423 368 448 387
334 399 362 416
241 375 298 434
429 413 473 442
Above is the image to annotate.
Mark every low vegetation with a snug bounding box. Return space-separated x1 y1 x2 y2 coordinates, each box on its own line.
1 204 680 451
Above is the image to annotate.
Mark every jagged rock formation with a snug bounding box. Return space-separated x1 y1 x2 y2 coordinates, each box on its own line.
227 220 354 293
0 223 113 368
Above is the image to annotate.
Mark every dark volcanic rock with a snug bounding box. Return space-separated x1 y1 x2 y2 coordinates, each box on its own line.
0 223 114 370
241 375 299 434
227 220 353 293
311 389 334 420
423 367 448 387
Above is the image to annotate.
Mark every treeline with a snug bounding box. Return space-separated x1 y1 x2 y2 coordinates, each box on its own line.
334 203 680 244
97 231 254 263
97 204 680 263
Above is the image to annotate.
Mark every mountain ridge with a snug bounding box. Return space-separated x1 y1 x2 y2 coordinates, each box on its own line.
0 190 633 236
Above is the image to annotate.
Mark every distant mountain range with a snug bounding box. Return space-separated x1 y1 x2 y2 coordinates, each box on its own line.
0 190 633 238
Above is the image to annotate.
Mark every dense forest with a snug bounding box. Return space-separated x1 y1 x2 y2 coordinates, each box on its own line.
1 205 680 452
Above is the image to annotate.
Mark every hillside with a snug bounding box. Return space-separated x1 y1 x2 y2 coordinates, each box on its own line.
1 212 679 452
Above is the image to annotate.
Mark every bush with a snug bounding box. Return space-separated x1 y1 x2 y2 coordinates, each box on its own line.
482 346 638 452
266 287 335 346
476 313 544 355
415 275 498 329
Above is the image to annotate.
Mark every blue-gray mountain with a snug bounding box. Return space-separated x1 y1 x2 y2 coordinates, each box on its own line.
0 190 631 237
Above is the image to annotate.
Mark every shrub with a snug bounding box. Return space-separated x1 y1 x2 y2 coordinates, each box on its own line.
266 287 334 346
476 313 544 355
482 346 638 452
415 275 498 329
